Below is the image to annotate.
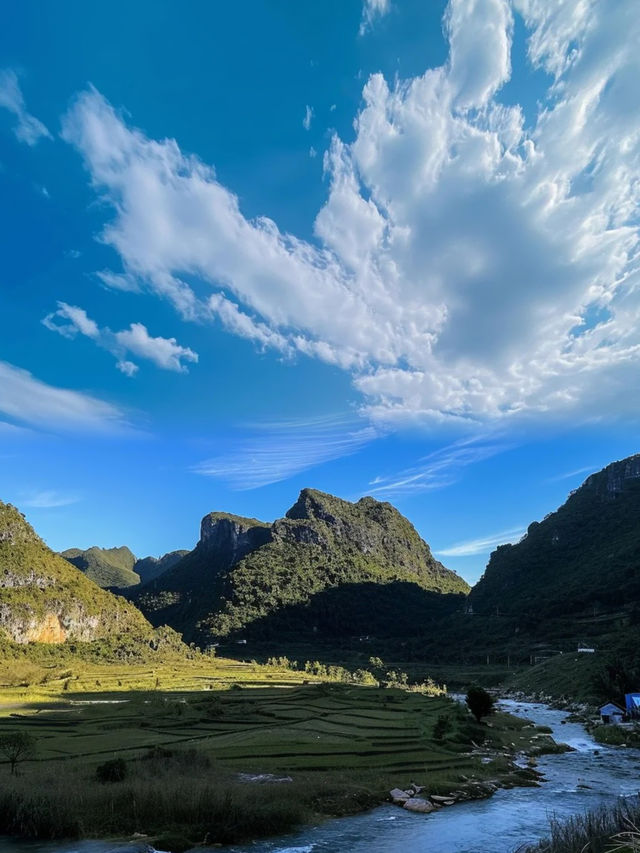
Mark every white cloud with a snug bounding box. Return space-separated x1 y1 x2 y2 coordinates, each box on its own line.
43 302 198 375
0 69 51 146
194 416 377 490
368 435 510 498
546 464 596 483
95 270 141 292
21 490 80 509
360 0 390 35
0 361 128 433
303 105 314 131
437 526 526 557
61 0 640 428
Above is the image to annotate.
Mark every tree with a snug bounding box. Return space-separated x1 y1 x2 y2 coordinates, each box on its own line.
465 685 494 722
0 732 36 775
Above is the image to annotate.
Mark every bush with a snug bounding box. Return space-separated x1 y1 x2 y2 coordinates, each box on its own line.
432 713 453 741
465 685 494 722
96 757 128 783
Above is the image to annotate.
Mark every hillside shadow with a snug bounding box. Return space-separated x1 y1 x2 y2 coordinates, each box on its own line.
234 581 467 641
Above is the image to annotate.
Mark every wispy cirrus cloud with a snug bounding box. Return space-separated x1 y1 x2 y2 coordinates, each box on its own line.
194 415 378 490
546 465 596 483
368 435 511 498
0 361 129 434
43 301 198 376
359 0 390 35
437 526 526 557
0 69 51 145
20 490 80 509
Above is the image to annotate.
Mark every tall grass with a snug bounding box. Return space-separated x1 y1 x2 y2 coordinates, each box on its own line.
0 747 380 846
516 797 640 853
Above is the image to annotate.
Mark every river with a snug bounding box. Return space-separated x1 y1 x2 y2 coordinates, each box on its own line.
2 701 639 853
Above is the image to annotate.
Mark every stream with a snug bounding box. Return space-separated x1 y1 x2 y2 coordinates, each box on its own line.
2 701 639 853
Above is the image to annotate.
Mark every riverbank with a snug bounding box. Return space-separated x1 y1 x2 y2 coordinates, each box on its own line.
0 683 563 850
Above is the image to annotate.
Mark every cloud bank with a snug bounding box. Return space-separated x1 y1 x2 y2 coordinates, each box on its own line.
61 0 640 428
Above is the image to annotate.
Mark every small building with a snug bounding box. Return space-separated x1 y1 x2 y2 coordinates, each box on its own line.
577 645 595 653
625 693 640 719
600 702 625 725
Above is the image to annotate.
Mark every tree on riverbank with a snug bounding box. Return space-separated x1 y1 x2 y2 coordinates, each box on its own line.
0 732 36 775
465 686 494 722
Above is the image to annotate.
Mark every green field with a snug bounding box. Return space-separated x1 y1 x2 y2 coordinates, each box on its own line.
0 656 553 849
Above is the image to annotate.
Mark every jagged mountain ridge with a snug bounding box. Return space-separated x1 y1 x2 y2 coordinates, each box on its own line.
0 501 154 645
133 488 469 643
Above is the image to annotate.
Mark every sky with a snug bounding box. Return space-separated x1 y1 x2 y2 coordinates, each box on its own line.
1 0 639 584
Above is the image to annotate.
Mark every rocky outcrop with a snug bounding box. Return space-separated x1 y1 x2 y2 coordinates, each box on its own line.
199 513 271 566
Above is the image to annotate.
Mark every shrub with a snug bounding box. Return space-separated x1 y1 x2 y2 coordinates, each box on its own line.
96 757 128 783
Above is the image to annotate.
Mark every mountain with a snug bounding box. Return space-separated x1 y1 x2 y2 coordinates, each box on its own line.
133 488 469 644
134 550 190 585
0 501 154 646
471 454 640 624
61 545 140 588
60 546 191 589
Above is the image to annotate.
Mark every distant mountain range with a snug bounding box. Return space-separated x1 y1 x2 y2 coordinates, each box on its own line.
60 545 189 589
3 455 640 670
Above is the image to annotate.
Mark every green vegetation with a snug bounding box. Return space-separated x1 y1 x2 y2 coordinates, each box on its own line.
60 545 191 588
471 455 640 638
465 685 494 722
134 550 190 585
520 796 640 853
0 672 554 847
0 731 36 774
61 545 140 589
0 501 154 646
593 724 640 747
135 487 468 645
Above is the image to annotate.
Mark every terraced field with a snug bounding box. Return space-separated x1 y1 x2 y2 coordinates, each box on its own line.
0 663 554 847
1 683 476 778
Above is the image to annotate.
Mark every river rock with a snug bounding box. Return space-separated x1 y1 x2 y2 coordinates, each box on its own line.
430 794 458 804
389 788 411 803
403 798 436 813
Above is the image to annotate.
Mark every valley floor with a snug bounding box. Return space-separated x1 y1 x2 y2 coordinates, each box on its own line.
0 657 559 850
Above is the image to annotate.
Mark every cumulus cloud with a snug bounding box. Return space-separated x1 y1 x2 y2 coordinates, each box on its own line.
61 0 640 427
0 69 51 145
43 302 198 375
194 416 377 490
360 0 390 35
0 362 128 433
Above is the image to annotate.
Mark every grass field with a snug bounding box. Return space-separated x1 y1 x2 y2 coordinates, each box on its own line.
0 657 557 849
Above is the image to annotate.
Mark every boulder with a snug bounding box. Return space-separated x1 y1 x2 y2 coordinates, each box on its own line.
403 798 436 814
389 788 411 804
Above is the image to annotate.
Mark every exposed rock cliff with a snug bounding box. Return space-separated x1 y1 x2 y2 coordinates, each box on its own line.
134 488 468 643
0 501 153 645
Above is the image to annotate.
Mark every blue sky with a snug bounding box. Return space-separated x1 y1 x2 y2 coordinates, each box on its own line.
1 0 639 584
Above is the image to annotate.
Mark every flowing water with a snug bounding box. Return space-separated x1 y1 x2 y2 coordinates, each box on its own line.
2 701 639 853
